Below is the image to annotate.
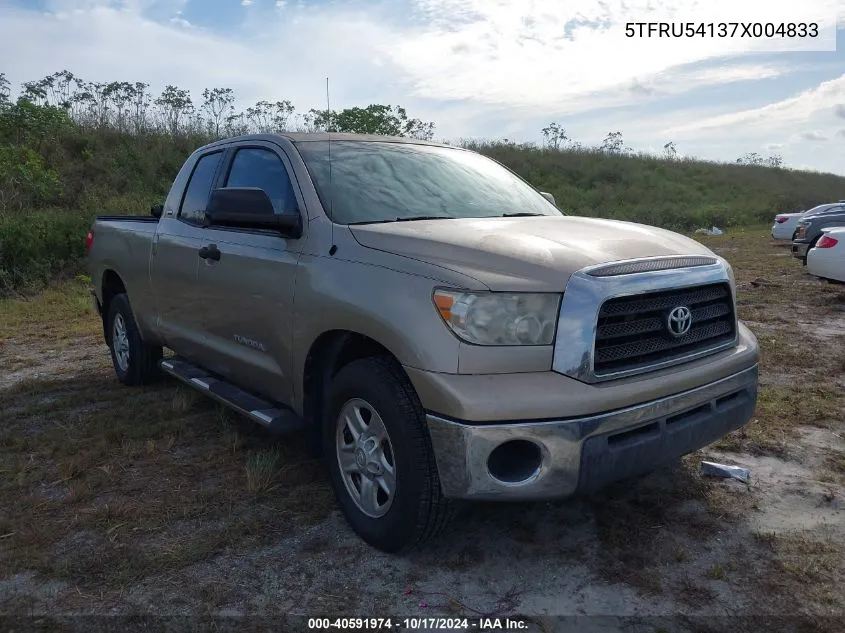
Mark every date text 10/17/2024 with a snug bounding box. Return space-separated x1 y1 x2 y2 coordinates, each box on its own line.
308 618 530 631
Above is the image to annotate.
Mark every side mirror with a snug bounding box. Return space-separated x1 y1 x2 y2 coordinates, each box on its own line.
204 187 302 238
540 191 556 207
151 203 164 218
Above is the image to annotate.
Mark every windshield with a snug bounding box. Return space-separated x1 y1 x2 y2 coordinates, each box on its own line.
295 141 562 224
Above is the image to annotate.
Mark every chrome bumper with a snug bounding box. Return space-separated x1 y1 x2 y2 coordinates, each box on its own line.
426 364 758 501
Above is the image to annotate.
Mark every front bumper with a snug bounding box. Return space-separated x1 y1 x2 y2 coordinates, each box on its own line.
426 364 758 500
792 242 810 259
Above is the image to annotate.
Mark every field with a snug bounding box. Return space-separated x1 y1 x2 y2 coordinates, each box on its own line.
1 227 844 631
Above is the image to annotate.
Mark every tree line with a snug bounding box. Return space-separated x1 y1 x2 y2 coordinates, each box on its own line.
0 70 435 140
541 121 784 167
1 69 786 168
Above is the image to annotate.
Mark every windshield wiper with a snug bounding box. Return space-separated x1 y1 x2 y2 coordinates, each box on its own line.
349 215 453 225
501 212 545 217
397 215 455 222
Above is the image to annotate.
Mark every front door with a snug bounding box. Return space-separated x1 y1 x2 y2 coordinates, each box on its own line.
194 143 304 406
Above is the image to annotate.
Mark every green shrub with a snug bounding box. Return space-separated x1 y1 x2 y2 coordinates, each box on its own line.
470 142 845 228
0 209 93 294
0 144 63 213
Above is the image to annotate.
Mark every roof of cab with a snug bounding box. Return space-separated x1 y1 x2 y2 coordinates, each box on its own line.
197 132 452 153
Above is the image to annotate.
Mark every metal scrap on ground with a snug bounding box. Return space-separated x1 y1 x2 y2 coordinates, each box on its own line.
700 460 751 483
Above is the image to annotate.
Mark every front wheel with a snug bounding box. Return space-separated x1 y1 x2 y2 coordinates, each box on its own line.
106 293 162 386
323 356 453 552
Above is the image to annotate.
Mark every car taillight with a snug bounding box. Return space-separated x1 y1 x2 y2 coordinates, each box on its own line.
775 215 788 223
817 235 838 249
84 230 94 253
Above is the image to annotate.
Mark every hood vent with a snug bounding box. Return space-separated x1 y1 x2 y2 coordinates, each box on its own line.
587 256 718 277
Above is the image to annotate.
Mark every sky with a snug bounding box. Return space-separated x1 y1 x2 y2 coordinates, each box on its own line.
0 0 843 174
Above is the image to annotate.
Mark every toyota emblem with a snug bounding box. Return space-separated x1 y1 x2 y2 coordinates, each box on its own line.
667 306 692 337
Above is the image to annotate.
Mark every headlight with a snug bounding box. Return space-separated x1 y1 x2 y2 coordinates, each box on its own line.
433 290 561 346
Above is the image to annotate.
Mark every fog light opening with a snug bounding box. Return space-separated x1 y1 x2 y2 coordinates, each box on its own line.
487 440 542 484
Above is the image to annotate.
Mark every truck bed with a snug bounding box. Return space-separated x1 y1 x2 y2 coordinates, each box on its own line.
88 216 160 324
95 215 160 223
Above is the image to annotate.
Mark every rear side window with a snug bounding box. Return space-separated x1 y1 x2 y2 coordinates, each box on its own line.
179 152 223 224
225 148 298 215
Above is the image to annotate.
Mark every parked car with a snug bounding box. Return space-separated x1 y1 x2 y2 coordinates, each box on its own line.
771 211 806 240
807 227 845 282
792 203 845 263
85 133 759 552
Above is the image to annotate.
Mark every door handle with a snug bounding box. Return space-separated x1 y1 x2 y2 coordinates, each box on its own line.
198 244 221 261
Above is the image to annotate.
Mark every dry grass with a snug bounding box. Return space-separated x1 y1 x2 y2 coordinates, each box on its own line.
0 281 333 595
0 227 843 618
244 448 283 493
753 529 844 612
0 276 100 345
695 228 845 458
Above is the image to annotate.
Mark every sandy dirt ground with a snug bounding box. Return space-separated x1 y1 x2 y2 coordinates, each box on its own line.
1 230 843 632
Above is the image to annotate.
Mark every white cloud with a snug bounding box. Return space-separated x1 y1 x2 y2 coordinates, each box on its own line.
799 130 829 141
0 3 401 112
390 0 839 110
0 0 843 174
666 74 845 138
2 0 837 119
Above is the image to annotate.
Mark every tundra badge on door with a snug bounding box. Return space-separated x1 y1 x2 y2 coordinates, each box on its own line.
234 334 267 352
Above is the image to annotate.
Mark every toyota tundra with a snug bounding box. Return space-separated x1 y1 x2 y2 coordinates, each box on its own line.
86 133 759 552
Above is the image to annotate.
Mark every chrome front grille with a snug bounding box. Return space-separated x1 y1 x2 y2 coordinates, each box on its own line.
552 257 738 384
593 283 736 375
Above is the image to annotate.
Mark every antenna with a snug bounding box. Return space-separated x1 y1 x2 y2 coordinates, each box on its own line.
326 77 336 255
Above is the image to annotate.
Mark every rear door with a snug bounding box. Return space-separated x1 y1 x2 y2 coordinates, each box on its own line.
149 150 224 361
193 142 305 405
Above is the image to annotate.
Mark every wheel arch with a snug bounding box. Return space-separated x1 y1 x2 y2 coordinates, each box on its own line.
100 269 127 343
301 329 410 455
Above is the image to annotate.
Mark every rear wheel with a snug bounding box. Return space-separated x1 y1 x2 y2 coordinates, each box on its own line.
323 356 453 552
106 293 162 386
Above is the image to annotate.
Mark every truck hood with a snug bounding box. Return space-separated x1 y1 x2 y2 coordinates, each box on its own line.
349 215 716 291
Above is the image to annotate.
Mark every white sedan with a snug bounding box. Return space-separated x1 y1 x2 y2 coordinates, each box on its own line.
771 212 805 240
807 228 845 282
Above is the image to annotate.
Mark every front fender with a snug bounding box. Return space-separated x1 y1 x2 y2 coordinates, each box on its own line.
291 254 464 412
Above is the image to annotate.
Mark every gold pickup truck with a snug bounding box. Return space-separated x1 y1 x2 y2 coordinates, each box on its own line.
86 133 759 552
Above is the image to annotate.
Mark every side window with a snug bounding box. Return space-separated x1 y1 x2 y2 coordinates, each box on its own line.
225 148 298 215
179 152 223 224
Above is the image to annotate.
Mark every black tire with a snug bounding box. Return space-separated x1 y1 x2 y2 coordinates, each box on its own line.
106 293 162 386
323 356 453 552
